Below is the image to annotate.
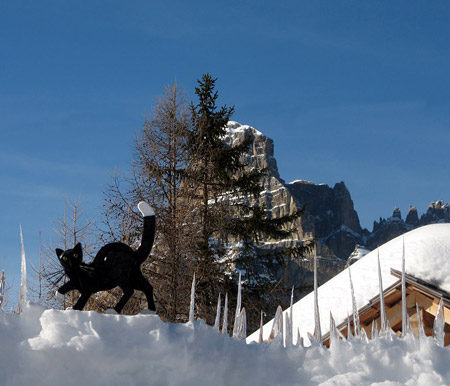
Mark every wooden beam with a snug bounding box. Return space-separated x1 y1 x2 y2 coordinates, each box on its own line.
363 292 417 338
424 300 450 322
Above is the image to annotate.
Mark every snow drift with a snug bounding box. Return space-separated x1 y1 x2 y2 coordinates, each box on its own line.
2 304 450 385
0 305 450 386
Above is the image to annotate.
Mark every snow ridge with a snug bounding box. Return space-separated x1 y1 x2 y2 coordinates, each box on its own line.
2 304 450 385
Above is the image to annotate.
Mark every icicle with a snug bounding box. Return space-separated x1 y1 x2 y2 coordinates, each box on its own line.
269 305 283 342
232 272 242 338
0 270 5 310
360 327 369 343
214 294 221 332
384 318 394 340
433 298 445 347
18 225 28 313
188 272 195 323
329 311 339 345
236 308 247 340
416 304 425 340
348 265 360 338
377 250 387 333
371 320 378 341
313 243 322 344
284 311 291 347
347 311 353 340
297 327 303 347
405 313 412 337
258 311 264 344
286 287 294 347
401 237 408 336
222 293 229 334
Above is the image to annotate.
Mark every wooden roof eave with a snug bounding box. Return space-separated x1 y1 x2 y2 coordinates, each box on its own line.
322 279 402 343
390 268 450 306
323 269 450 344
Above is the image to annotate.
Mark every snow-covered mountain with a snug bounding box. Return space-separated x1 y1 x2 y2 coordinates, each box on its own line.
225 122 450 263
223 122 347 294
369 202 450 249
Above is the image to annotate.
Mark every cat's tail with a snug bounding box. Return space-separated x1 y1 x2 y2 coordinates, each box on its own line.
135 201 156 264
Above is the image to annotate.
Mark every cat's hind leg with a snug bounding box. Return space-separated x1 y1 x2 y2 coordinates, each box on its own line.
114 286 134 314
135 273 156 311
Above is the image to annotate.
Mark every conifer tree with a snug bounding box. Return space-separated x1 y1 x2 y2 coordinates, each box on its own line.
185 73 305 328
101 75 306 330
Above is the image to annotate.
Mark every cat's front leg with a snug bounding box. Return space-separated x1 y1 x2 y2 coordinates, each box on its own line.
73 292 92 311
58 280 77 295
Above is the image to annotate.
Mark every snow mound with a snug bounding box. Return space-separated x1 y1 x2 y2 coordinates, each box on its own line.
248 223 450 346
2 303 450 385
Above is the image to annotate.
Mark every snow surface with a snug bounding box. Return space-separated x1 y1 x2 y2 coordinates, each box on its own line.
289 179 315 185
348 245 371 262
248 223 450 346
225 121 263 137
3 303 450 385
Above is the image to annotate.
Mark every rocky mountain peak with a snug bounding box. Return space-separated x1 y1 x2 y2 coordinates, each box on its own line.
221 121 450 319
286 180 363 259
392 207 402 220
421 200 450 224
224 122 450 289
224 121 281 181
405 206 419 226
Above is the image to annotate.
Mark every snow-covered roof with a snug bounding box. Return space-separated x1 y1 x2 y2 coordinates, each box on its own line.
247 223 450 345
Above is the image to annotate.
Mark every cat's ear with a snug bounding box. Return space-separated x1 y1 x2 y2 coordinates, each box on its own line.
56 248 64 258
74 243 83 259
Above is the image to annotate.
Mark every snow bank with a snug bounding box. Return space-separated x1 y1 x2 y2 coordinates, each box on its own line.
248 223 450 346
2 304 450 385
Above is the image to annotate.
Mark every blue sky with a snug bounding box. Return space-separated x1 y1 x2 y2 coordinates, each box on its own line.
1 1 450 298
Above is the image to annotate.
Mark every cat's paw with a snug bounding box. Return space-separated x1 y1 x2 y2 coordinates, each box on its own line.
106 308 118 315
138 202 155 217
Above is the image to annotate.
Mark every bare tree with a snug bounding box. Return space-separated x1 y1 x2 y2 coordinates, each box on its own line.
102 82 194 320
0 270 6 310
35 199 96 309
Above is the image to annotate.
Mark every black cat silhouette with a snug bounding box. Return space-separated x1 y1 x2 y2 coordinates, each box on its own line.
55 202 156 313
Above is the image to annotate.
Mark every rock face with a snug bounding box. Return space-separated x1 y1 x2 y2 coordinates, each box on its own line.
405 206 419 227
420 201 450 224
368 208 411 249
224 121 281 181
287 180 365 259
224 122 346 289
225 122 450 265
367 201 450 249
224 122 301 243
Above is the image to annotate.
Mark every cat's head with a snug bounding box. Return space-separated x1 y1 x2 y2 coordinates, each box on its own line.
56 243 83 271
